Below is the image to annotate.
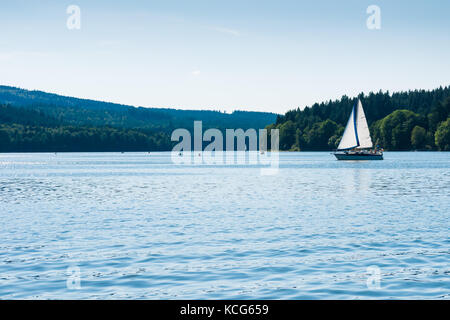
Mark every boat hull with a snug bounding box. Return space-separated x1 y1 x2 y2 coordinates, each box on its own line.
334 153 383 160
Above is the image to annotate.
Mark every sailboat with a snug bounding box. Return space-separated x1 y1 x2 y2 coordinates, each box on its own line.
334 99 383 160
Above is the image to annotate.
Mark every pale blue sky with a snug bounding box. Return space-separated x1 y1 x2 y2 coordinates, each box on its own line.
0 0 449 113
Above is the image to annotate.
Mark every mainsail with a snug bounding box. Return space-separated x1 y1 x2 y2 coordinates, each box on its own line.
355 100 373 149
337 99 373 150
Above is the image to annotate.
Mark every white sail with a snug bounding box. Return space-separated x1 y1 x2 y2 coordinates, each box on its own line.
337 105 358 150
355 100 373 149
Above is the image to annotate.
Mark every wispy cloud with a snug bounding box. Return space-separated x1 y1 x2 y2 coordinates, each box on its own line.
191 70 201 76
97 40 121 48
0 51 50 61
212 27 241 37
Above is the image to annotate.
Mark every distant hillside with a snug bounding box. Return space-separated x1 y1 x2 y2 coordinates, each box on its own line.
0 86 277 152
268 86 450 151
0 86 277 132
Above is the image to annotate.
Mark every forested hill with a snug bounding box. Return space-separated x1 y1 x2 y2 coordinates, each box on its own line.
268 86 450 151
0 86 277 132
0 86 277 152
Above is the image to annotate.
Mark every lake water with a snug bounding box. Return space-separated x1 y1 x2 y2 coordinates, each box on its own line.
0 152 449 299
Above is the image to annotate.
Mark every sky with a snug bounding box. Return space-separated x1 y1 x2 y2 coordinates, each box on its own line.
0 0 449 114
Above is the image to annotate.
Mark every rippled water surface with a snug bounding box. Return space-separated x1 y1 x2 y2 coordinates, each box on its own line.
0 152 449 299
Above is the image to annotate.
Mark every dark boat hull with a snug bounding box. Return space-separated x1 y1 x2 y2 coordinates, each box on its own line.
334 153 383 160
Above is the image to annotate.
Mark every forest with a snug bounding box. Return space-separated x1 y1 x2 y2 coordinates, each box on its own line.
0 104 172 152
268 86 450 151
0 86 276 152
1 85 449 152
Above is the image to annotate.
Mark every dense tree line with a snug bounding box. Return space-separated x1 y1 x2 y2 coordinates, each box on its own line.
0 124 171 152
0 105 172 152
0 86 277 152
0 86 276 133
0 104 170 152
2 85 449 152
269 87 450 151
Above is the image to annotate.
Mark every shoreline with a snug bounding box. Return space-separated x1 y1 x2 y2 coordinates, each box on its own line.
1 150 449 155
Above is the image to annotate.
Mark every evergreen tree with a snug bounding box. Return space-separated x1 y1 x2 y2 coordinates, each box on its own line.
272 86 450 151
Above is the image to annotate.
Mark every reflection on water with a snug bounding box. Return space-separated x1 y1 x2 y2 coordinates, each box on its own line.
341 169 373 196
0 152 449 299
